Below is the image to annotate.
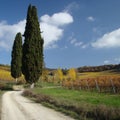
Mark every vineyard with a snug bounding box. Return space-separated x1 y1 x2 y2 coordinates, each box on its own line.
0 65 120 93
62 76 120 93
42 68 120 93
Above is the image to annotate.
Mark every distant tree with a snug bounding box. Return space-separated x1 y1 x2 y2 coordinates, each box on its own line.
68 68 77 81
62 68 68 75
67 68 77 89
22 4 44 88
41 69 49 82
56 68 64 84
11 32 22 83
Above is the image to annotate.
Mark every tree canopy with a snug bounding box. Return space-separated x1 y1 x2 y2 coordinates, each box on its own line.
11 32 22 81
22 4 44 85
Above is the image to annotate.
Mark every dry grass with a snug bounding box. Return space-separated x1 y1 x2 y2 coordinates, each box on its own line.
0 69 13 81
0 68 25 82
77 71 120 79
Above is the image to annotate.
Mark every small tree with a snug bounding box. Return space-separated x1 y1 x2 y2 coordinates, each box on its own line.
67 68 77 88
11 32 22 83
56 68 64 85
68 68 77 81
22 4 44 88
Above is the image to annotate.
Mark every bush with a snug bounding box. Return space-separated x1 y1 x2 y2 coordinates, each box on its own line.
22 90 34 97
0 82 13 90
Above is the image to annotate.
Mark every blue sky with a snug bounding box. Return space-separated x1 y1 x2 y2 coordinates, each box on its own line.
1 0 120 68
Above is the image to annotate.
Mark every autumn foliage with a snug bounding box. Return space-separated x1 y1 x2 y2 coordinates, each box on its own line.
42 68 120 93
62 76 120 93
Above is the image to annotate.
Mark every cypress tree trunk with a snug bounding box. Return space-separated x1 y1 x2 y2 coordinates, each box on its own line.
15 78 18 83
30 83 35 89
22 4 44 87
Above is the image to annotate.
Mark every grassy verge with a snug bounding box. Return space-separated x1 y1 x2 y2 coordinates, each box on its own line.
23 86 120 120
32 87 120 107
0 91 4 119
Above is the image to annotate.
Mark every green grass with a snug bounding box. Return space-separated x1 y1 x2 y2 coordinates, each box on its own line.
0 91 4 119
25 85 120 119
35 81 57 88
32 87 120 107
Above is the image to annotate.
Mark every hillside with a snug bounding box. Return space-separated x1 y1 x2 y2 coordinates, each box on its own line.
77 64 120 72
0 64 10 71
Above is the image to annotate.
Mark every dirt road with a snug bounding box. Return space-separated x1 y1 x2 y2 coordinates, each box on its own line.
1 91 74 120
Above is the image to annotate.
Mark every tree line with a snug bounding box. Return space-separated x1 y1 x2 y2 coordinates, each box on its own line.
77 64 120 72
11 4 44 88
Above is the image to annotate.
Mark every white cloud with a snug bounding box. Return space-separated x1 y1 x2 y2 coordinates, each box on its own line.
81 44 89 49
0 20 25 51
92 28 120 48
0 11 73 51
87 16 95 22
40 12 73 27
114 57 120 63
74 42 83 47
45 43 58 49
69 34 88 48
40 22 63 47
104 60 110 64
64 2 80 13
103 58 120 65
70 38 76 44
70 38 87 48
40 12 73 48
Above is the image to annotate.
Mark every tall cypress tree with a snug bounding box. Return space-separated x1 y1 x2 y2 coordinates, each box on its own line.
11 32 22 82
22 4 44 87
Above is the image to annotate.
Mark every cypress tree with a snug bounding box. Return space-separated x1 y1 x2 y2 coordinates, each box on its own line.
11 32 22 82
22 4 44 87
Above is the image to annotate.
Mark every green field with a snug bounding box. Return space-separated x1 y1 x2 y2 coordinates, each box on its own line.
32 87 120 107
23 82 120 120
